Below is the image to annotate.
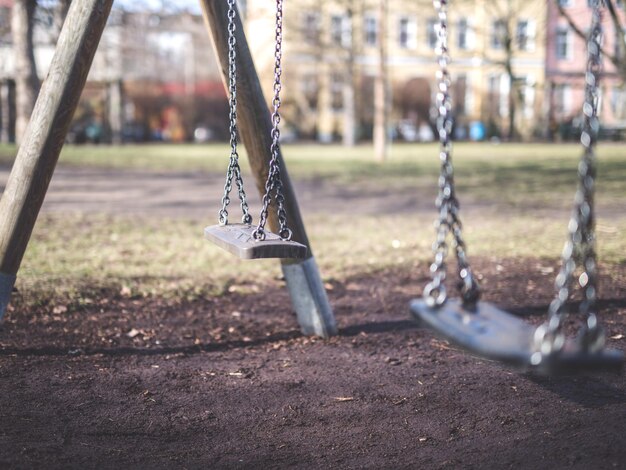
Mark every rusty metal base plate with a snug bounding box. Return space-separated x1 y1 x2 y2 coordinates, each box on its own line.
410 298 623 375
204 224 307 260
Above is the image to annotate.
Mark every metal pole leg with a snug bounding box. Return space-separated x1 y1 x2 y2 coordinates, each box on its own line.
199 0 337 337
282 259 335 337
0 0 114 321
0 273 15 319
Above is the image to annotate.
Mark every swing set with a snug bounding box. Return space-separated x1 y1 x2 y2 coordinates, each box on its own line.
0 0 622 375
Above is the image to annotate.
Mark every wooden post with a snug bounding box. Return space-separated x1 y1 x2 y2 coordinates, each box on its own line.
0 0 114 320
199 0 337 337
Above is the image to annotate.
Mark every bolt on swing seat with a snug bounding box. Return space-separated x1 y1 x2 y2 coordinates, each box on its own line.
409 0 623 375
204 0 306 261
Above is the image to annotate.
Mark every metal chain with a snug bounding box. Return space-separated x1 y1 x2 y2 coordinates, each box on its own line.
253 0 292 242
218 0 252 226
423 0 480 308
534 0 604 358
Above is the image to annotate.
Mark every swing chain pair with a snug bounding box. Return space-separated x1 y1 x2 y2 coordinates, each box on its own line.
252 0 292 242
423 0 480 309
534 0 604 357
219 0 252 226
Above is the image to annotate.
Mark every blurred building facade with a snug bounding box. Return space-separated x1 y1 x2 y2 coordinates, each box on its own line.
245 0 549 141
0 1 623 143
546 0 626 139
0 2 224 143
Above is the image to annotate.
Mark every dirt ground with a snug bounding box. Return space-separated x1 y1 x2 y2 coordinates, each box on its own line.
1 166 625 469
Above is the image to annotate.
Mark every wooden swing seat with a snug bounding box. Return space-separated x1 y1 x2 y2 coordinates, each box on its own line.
205 223 307 260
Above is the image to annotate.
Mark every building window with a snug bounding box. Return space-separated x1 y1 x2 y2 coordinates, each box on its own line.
301 74 318 110
520 76 536 119
554 84 573 117
487 75 510 117
303 12 320 45
399 17 417 49
364 15 377 46
331 14 352 48
457 19 475 50
457 19 468 50
610 86 626 120
556 27 572 59
516 20 535 51
331 73 344 111
491 19 506 49
487 75 500 116
454 75 467 115
427 18 438 48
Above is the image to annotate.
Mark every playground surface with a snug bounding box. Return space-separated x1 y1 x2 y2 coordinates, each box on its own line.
0 143 625 468
1 261 626 468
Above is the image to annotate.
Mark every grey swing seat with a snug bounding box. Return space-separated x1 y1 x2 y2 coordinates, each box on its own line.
410 299 624 374
205 223 307 260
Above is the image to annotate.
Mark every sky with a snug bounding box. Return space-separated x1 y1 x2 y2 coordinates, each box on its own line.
115 0 201 14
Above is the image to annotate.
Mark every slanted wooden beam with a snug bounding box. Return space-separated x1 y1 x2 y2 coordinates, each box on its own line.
0 0 114 320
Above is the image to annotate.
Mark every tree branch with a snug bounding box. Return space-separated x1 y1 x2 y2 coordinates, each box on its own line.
606 0 626 53
554 0 620 69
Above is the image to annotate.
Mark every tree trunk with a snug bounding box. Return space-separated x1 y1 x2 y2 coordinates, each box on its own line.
503 28 517 141
11 0 40 144
373 0 388 162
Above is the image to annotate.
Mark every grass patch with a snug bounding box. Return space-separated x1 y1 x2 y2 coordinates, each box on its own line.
15 211 626 307
2 142 624 207
2 141 625 306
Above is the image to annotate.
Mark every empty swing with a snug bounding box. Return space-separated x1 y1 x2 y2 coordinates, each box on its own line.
410 0 623 374
204 0 307 260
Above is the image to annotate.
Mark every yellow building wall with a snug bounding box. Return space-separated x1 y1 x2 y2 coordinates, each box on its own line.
245 0 547 141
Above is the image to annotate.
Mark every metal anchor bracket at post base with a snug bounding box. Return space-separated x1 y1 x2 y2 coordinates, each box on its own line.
282 257 337 338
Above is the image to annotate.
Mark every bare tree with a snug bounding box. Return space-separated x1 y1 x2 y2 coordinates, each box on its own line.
11 0 39 144
54 0 71 33
556 0 625 82
479 0 545 140
278 0 364 146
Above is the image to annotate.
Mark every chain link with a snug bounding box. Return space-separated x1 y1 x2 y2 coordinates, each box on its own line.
219 0 252 226
534 0 604 357
423 0 480 308
253 0 292 241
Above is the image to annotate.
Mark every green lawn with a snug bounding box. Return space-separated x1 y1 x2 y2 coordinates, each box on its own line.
2 141 624 200
2 142 625 307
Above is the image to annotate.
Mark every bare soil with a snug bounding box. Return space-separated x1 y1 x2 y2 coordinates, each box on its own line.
1 258 626 469
1 166 625 468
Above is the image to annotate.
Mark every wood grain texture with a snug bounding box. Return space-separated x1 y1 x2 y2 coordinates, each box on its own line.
0 0 114 274
199 0 312 261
